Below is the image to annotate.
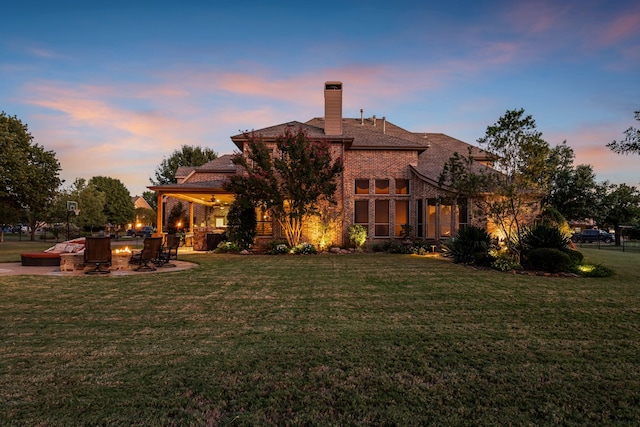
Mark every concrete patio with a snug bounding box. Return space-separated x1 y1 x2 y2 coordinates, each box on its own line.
0 259 197 276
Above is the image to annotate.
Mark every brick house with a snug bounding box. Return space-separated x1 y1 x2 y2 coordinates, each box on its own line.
149 81 492 250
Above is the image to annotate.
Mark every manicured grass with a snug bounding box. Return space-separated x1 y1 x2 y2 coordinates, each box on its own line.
0 236 140 263
1 248 639 425
0 240 52 262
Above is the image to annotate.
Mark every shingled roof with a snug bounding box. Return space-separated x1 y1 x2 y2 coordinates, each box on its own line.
412 133 496 184
175 154 237 181
229 115 493 185
231 117 461 153
195 154 237 172
230 121 338 149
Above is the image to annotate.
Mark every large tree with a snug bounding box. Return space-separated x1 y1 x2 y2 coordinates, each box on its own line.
0 111 62 240
47 179 107 238
0 197 21 242
142 190 158 211
225 127 343 247
607 111 640 155
543 142 603 222
440 109 552 262
598 183 640 245
89 176 135 229
70 178 108 232
151 145 218 185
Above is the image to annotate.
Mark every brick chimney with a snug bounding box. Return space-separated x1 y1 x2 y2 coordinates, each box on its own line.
324 81 342 135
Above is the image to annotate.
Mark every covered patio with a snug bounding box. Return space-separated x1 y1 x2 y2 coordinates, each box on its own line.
148 181 236 251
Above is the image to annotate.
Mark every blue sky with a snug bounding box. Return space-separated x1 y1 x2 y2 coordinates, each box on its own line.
2 0 639 196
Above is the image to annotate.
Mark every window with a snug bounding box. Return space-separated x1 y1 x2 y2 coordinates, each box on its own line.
426 199 455 238
375 179 389 194
457 199 468 230
395 179 409 195
374 200 389 236
354 200 369 224
427 200 437 239
255 208 273 236
416 200 423 238
395 200 409 237
440 203 452 238
355 179 369 195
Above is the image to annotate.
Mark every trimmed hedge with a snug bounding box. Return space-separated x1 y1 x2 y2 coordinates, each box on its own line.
526 248 571 273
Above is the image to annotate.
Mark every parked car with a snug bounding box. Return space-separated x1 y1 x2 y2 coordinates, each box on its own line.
126 226 154 238
572 229 614 244
11 224 29 233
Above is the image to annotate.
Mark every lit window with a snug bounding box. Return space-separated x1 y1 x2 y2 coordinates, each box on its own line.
354 200 369 224
394 200 409 237
375 179 389 194
395 179 409 195
440 203 452 238
427 200 437 239
355 179 369 195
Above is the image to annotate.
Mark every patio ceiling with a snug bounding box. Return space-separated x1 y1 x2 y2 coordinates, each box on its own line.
148 180 235 207
161 191 235 207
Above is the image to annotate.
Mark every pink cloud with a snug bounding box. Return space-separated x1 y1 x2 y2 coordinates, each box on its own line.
598 7 640 46
546 121 639 186
502 2 570 34
26 46 61 59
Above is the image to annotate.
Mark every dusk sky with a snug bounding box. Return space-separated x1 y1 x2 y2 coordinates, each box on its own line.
2 1 639 197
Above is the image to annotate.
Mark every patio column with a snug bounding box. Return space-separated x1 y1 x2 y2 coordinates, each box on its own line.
189 202 194 232
156 193 163 234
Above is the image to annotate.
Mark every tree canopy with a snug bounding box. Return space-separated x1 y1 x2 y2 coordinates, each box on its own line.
543 142 604 222
440 108 553 261
224 127 343 247
598 183 640 245
142 190 158 211
89 176 135 228
0 111 62 240
607 111 640 155
151 145 218 185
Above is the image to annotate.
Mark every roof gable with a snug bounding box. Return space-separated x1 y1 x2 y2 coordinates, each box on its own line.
196 154 237 172
230 121 341 149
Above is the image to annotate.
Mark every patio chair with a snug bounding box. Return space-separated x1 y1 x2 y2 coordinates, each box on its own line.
84 236 112 275
156 233 180 267
129 237 163 271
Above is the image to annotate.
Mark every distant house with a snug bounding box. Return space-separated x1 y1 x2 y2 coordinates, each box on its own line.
131 196 152 211
149 82 493 250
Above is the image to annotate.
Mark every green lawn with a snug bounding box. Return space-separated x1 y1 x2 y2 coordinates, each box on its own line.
1 246 639 425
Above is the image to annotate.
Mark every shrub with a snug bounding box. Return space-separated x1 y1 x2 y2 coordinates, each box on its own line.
526 248 571 273
387 242 413 254
491 253 522 272
226 199 257 250
400 224 413 240
348 224 368 249
521 224 571 253
214 241 242 253
370 241 391 253
563 248 584 266
411 244 429 256
535 206 573 237
291 242 317 255
574 263 614 278
473 251 496 267
442 225 492 264
268 240 290 255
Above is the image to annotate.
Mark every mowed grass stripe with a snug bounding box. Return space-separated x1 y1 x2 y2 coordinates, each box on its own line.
1 250 639 425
